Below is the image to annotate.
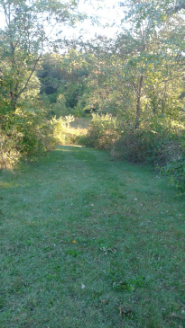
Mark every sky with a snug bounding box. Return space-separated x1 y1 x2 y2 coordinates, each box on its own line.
73 0 124 38
46 0 126 51
0 0 124 39
0 0 127 55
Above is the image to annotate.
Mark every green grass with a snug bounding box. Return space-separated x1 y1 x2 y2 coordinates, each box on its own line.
1 145 185 327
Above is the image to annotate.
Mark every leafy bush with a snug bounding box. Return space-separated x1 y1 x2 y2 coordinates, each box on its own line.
73 103 87 117
14 108 55 157
0 107 56 169
0 130 20 169
112 119 184 166
86 113 119 149
85 114 185 195
163 157 185 195
51 115 75 145
48 94 70 118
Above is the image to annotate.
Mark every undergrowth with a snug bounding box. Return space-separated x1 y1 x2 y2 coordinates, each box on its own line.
85 114 185 194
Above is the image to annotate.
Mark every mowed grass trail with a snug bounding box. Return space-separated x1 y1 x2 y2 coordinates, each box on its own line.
1 146 185 328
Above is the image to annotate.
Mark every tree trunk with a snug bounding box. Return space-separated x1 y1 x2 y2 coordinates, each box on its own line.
135 74 143 128
161 81 167 114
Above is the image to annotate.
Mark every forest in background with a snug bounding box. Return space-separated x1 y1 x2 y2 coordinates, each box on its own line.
1 0 185 193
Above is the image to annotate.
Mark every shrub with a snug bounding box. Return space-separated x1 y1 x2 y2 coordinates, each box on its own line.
86 113 119 149
14 108 55 157
73 103 87 117
51 115 75 145
0 107 56 169
163 157 185 195
85 114 185 195
0 130 20 169
112 119 184 166
48 94 71 118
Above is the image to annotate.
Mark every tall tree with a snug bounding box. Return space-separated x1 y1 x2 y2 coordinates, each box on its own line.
0 0 83 114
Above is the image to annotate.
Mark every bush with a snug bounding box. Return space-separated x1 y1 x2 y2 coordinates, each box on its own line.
85 114 185 195
86 113 119 149
14 108 55 157
0 107 56 169
163 157 185 195
112 119 184 166
0 130 20 169
73 103 87 117
51 115 75 145
49 94 70 118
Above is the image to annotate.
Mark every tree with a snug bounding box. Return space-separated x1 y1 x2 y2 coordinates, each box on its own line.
111 0 185 125
0 0 86 166
0 0 83 115
37 49 90 116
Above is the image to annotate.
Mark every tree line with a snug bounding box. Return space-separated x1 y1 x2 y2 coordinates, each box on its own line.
0 0 185 192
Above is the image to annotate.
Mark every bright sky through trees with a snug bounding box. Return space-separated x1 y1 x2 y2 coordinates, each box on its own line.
0 0 123 40
73 0 123 38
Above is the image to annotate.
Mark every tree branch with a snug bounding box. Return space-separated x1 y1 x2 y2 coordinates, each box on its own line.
17 55 41 99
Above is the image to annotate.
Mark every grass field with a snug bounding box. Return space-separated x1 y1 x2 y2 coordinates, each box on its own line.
1 145 185 327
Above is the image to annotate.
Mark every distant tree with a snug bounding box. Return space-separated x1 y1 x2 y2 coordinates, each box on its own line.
38 50 90 114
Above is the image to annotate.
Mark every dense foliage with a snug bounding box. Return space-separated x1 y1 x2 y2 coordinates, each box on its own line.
81 0 185 194
1 0 185 193
0 0 83 167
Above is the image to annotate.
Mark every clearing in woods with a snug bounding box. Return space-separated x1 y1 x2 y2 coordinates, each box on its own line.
0 145 185 327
